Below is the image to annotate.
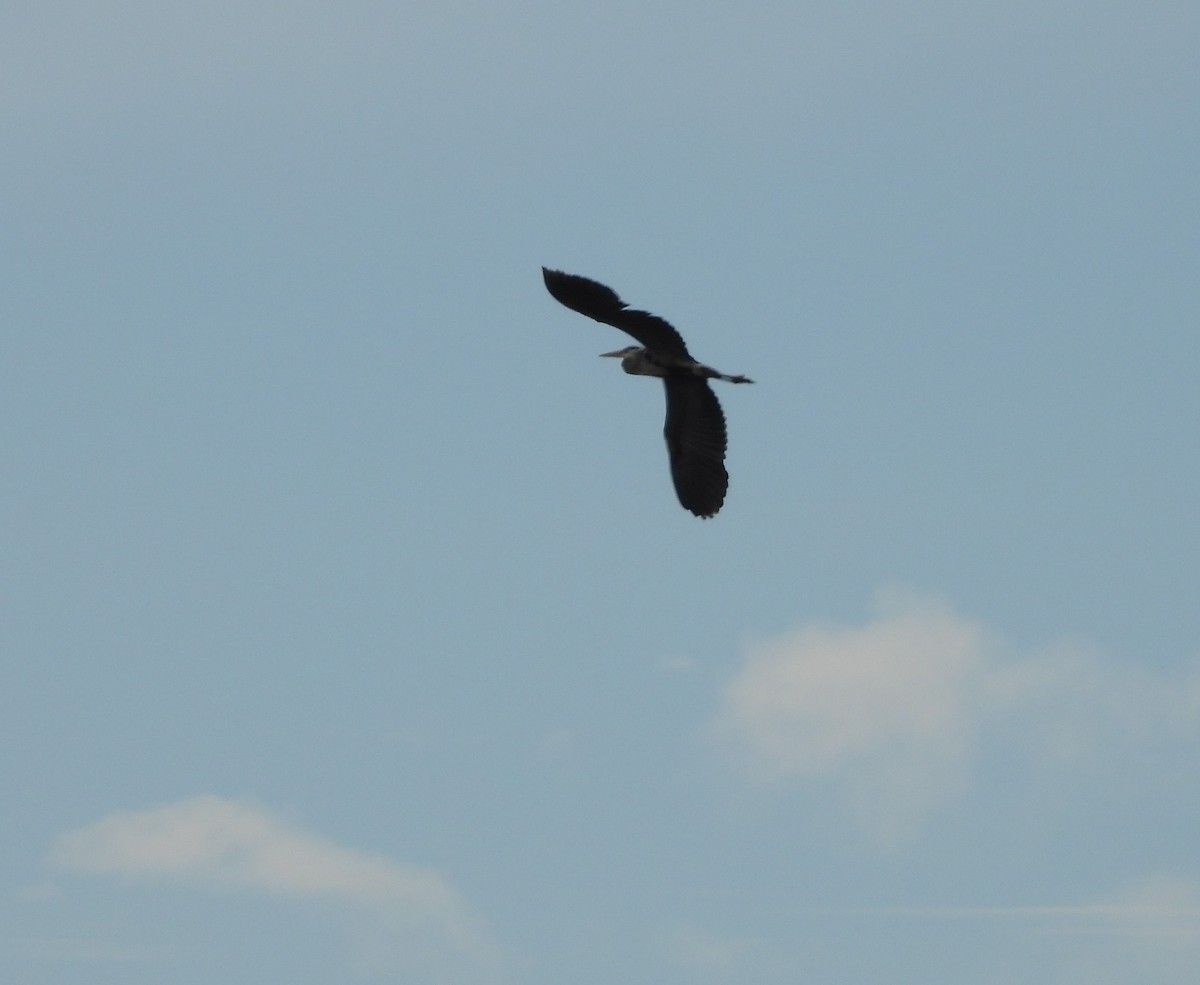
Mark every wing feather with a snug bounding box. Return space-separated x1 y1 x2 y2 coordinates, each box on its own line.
662 378 729 518
542 268 691 357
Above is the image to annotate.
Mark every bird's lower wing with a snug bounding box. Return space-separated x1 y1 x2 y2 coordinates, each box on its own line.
662 378 729 518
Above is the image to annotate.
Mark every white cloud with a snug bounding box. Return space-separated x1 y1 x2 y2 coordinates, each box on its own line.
51 795 501 982
714 588 986 842
53 795 446 905
714 588 1200 843
985 640 1200 761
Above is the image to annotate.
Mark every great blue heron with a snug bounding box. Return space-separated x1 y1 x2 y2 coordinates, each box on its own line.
542 267 753 518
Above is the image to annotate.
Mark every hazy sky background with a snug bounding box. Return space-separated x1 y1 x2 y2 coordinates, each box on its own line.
4 2 1198 983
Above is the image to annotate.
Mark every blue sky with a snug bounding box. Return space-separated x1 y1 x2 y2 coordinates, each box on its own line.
4 1 1198 982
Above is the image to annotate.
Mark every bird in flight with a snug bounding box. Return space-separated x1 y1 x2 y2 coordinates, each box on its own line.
542 267 753 518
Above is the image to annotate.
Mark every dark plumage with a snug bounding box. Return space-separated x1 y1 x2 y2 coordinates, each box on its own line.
542 267 753 518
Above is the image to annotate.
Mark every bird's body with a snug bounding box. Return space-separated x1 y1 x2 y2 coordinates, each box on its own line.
601 344 752 385
542 267 753 518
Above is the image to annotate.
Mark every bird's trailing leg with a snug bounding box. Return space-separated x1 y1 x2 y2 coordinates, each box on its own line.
698 364 754 385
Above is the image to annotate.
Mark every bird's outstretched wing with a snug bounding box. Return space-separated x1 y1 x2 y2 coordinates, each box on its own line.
662 378 729 518
542 267 692 358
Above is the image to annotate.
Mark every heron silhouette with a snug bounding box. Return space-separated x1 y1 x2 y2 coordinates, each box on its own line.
542 267 753 518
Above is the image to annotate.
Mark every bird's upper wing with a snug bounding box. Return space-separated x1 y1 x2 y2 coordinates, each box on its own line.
542 268 692 358
662 378 729 518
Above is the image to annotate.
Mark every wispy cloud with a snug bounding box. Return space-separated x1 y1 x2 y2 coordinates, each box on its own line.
714 588 1200 843
833 875 1200 985
51 795 502 981
1059 875 1200 985
806 883 1200 931
5 937 160 964
657 921 753 977
1090 874 1200 940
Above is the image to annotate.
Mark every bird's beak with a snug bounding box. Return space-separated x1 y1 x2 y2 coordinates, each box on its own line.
599 350 625 358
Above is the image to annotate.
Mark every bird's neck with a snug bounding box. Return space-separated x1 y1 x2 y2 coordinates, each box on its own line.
621 348 671 378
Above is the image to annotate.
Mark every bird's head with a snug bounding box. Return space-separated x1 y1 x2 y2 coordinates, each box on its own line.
599 346 642 359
